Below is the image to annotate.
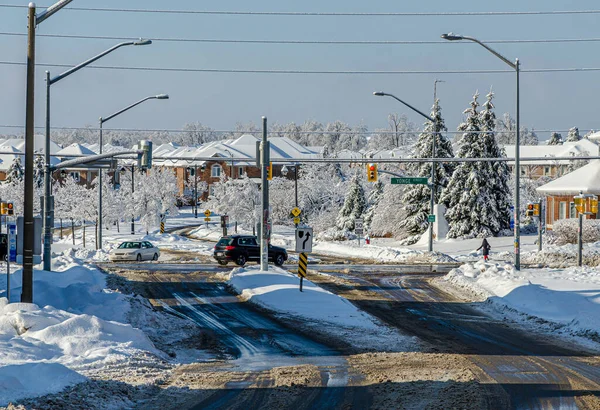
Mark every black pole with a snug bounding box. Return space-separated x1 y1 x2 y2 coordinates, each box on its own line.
22 4 36 303
194 165 198 218
131 166 135 235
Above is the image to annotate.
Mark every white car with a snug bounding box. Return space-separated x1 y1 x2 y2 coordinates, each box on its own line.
109 241 160 262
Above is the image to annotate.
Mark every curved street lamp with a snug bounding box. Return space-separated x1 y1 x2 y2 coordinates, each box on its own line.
98 94 169 249
42 39 152 271
441 32 521 270
373 91 437 252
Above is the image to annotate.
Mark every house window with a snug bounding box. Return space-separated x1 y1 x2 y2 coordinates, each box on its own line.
69 171 80 182
209 185 216 197
559 202 567 220
211 165 221 178
569 202 578 219
544 166 551 176
238 166 245 177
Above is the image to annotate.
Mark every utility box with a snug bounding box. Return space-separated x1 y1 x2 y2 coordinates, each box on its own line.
16 216 43 264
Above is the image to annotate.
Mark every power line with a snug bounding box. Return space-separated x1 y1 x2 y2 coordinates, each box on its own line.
2 60 600 75
4 31 600 45
0 124 592 135
2 5 600 16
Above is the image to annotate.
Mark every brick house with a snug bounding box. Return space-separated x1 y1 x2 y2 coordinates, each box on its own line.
536 160 600 229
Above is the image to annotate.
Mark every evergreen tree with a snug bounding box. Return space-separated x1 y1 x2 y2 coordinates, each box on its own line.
335 174 366 232
441 92 502 238
547 132 563 145
398 99 455 240
566 127 581 142
34 155 45 189
364 180 383 230
521 127 539 145
5 157 24 185
480 91 511 231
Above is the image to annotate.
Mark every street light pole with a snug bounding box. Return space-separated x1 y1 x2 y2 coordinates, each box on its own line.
98 94 169 249
42 39 151 270
373 91 437 252
441 33 521 270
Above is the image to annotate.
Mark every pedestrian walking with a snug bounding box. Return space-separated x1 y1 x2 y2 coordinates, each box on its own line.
477 238 491 262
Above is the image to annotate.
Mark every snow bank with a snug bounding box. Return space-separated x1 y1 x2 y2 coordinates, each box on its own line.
0 262 160 405
224 266 379 329
444 262 600 341
312 241 456 263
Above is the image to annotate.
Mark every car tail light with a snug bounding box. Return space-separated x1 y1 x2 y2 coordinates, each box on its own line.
225 246 235 250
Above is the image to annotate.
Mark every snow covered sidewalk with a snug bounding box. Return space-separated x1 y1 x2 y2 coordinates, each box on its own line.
220 266 417 351
443 262 600 346
0 252 163 406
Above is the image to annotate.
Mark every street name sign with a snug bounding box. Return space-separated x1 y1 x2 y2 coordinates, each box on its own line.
295 227 313 253
428 215 436 223
391 177 428 185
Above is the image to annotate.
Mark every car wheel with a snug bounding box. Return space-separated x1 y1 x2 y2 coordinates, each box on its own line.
235 254 247 266
136 253 142 262
274 254 285 267
152 253 158 261
218 260 228 266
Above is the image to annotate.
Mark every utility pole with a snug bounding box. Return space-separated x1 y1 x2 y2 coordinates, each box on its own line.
260 117 270 271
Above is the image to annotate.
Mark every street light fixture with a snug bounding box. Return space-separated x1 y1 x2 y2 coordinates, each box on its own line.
441 32 521 270
373 91 437 252
98 94 169 249
42 39 152 271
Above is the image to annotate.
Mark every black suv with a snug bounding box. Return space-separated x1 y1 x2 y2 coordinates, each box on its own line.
213 235 288 267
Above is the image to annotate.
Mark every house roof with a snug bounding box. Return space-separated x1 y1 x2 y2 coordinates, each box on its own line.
536 160 600 195
56 143 97 157
504 139 599 165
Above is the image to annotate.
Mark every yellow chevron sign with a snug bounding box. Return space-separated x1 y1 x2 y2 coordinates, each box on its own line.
298 252 308 278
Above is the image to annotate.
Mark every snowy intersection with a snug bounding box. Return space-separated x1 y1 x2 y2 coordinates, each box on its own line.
0 210 599 408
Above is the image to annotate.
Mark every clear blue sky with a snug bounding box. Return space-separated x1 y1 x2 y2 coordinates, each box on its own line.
1 0 599 139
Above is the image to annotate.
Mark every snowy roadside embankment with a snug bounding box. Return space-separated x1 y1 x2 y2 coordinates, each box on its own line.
521 241 600 267
220 266 418 351
312 241 456 263
443 262 600 344
0 254 162 406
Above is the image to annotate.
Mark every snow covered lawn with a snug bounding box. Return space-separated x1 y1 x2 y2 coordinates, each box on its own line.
444 262 600 345
220 266 417 351
0 253 163 406
312 241 456 263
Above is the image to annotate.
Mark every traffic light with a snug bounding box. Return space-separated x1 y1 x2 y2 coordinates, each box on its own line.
6 203 13 216
0 203 6 215
367 163 378 182
591 197 599 214
138 140 153 169
525 203 534 217
573 196 585 214
533 203 540 217
267 162 273 180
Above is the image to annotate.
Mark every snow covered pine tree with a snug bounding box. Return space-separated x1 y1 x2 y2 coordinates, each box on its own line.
441 92 505 238
398 99 454 244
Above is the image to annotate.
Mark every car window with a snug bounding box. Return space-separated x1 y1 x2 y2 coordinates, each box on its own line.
239 238 248 246
217 237 233 246
144 242 152 248
248 237 258 246
118 242 130 249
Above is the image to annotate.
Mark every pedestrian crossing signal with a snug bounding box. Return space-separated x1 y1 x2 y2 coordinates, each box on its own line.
525 203 535 217
367 163 378 182
267 162 273 180
7 203 13 215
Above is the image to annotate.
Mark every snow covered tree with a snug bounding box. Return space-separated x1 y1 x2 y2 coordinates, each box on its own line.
205 175 260 229
495 113 516 145
132 168 179 233
364 180 383 231
370 185 407 238
566 127 581 142
33 155 45 188
4 157 24 185
441 91 504 238
479 91 512 232
520 127 539 145
335 174 366 232
368 114 416 150
398 99 454 242
547 132 563 145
